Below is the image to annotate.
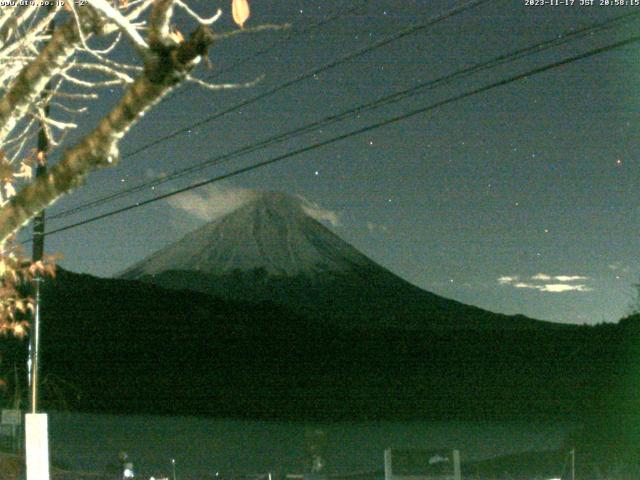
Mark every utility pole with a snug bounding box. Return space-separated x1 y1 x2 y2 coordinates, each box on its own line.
29 105 48 414
25 76 51 480
25 7 53 480
570 448 575 480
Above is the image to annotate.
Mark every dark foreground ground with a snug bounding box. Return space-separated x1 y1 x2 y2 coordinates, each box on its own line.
1 447 639 480
1 272 639 478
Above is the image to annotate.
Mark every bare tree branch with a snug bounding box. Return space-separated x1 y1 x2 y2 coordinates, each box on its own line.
86 0 150 53
0 25 215 241
0 13 97 144
149 0 177 47
186 73 264 91
0 0 276 337
175 2 222 26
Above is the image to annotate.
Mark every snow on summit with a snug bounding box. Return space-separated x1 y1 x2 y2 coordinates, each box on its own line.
121 191 372 278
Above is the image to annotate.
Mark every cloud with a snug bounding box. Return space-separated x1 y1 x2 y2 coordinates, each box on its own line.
499 273 592 293
554 275 588 282
511 282 592 293
300 197 340 227
532 273 589 282
167 186 341 227
539 283 592 292
166 184 259 221
531 273 588 282
531 273 551 281
366 221 389 233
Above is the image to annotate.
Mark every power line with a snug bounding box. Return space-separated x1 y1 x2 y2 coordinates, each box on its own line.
49 0 494 220
34 33 640 241
119 0 494 160
48 10 640 222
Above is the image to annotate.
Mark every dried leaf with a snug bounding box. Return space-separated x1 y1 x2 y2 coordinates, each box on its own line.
169 28 184 44
12 322 27 339
45 263 57 278
4 182 15 199
232 0 250 28
13 162 32 181
28 260 44 276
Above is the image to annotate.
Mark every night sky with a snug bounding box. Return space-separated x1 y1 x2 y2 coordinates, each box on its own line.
33 0 640 325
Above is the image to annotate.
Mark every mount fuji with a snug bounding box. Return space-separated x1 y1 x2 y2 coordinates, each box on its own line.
120 191 551 331
23 191 624 419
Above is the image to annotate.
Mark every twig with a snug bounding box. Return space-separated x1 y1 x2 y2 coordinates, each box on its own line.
175 1 222 25
186 73 264 91
86 0 149 53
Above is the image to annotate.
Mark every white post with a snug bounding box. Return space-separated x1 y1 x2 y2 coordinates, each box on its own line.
384 449 393 480
571 449 575 480
452 450 461 480
25 413 50 480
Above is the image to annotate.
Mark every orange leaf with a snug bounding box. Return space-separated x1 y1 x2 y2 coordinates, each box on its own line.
45 264 57 278
12 322 27 339
15 300 25 313
232 0 250 28
169 28 184 44
28 260 44 276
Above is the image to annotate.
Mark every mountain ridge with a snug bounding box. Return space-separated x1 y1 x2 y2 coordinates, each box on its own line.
27 266 633 421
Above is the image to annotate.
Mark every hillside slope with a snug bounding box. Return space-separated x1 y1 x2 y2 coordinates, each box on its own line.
18 268 631 421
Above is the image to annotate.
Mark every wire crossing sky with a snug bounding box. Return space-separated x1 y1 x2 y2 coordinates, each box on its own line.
37 0 640 325
47 9 640 222
119 0 493 161
38 31 640 240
